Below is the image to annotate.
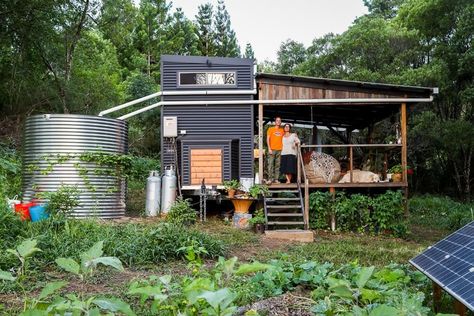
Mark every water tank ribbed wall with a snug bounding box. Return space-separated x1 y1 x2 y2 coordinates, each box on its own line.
22 114 128 218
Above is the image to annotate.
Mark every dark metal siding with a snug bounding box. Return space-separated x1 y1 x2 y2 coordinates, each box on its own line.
231 140 240 180
161 105 253 180
161 55 254 91
160 55 255 184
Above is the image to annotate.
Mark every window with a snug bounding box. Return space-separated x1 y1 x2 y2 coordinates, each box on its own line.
179 72 236 86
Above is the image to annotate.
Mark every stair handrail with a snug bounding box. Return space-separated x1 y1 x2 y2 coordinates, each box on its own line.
297 145 310 229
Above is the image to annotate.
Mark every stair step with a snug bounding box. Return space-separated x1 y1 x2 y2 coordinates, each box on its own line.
267 205 302 209
268 190 299 193
267 213 303 217
267 221 305 225
266 198 300 201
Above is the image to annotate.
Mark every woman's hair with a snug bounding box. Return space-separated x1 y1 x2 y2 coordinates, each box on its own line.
283 123 292 130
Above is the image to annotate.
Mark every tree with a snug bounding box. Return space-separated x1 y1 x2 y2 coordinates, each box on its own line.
276 40 306 74
213 0 240 57
134 0 171 79
363 0 404 18
195 3 215 56
243 43 255 59
98 0 139 74
69 30 124 114
164 8 199 56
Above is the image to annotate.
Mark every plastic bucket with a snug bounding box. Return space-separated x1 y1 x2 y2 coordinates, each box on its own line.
14 202 35 221
29 205 49 222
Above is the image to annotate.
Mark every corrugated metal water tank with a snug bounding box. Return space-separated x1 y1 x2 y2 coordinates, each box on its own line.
22 114 128 218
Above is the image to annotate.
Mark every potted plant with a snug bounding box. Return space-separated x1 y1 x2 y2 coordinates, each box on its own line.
388 164 410 182
248 184 269 199
223 179 241 198
249 208 266 234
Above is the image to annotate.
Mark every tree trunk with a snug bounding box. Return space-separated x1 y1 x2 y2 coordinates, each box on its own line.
464 148 472 201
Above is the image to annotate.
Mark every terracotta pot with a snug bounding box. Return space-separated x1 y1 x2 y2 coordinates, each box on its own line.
254 223 265 234
392 173 402 182
228 189 236 198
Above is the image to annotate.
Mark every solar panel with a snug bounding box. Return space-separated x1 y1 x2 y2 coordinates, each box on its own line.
410 221 474 311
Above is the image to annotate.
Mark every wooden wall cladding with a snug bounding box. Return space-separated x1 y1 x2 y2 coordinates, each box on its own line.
190 149 223 185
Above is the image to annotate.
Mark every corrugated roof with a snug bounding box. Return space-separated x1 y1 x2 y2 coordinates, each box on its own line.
257 73 436 96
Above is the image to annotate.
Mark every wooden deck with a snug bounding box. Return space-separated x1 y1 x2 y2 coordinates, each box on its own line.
268 182 408 189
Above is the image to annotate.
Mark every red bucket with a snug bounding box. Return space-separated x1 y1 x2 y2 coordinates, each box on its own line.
14 202 36 221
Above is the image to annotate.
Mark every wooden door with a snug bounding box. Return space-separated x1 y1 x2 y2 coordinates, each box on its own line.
190 149 222 185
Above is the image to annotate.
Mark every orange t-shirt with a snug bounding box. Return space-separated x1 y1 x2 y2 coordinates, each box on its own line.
267 126 284 150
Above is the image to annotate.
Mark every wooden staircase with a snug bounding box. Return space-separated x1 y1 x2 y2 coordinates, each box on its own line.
263 183 306 230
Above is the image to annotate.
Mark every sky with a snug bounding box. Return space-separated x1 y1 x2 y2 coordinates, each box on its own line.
170 0 368 62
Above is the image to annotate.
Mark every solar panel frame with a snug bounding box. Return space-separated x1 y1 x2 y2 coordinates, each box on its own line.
410 221 474 311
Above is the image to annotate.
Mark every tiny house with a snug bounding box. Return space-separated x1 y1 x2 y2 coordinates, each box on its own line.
158 54 437 204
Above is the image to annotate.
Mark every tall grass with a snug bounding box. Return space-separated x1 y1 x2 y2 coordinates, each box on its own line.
409 195 474 231
0 209 225 270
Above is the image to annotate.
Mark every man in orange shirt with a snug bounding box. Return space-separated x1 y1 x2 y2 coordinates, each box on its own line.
266 116 284 184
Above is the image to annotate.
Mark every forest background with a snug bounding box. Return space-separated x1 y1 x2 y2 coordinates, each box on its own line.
0 0 472 201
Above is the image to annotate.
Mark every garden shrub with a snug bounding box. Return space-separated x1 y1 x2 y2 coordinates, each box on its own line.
409 195 474 231
40 185 80 218
0 218 225 270
308 191 331 229
309 190 407 237
0 143 21 199
166 197 197 226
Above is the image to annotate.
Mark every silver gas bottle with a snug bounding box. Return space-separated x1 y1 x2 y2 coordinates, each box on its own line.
145 170 161 216
161 166 177 214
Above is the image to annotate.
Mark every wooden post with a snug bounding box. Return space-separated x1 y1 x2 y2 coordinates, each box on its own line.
304 178 309 230
311 123 318 145
330 187 336 231
401 103 407 183
297 145 301 184
258 90 264 184
349 146 353 183
432 282 442 313
401 103 409 216
454 299 467 316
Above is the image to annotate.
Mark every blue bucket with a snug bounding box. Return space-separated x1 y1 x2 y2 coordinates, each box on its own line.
29 205 49 222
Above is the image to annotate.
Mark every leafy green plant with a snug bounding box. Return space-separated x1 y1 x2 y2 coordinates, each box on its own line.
166 197 197 226
0 143 21 199
248 184 269 199
23 280 135 316
248 208 265 226
55 240 124 280
39 184 80 218
177 238 209 267
222 179 241 191
309 191 332 229
309 191 406 237
388 164 411 174
0 239 41 282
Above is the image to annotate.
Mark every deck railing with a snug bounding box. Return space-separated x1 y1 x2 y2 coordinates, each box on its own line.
296 143 405 230
296 144 309 229
300 143 404 183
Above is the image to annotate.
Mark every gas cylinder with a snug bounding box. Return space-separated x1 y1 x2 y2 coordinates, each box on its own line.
145 171 161 216
161 166 177 214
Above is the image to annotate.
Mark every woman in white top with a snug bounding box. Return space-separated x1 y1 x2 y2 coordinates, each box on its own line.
279 124 300 184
